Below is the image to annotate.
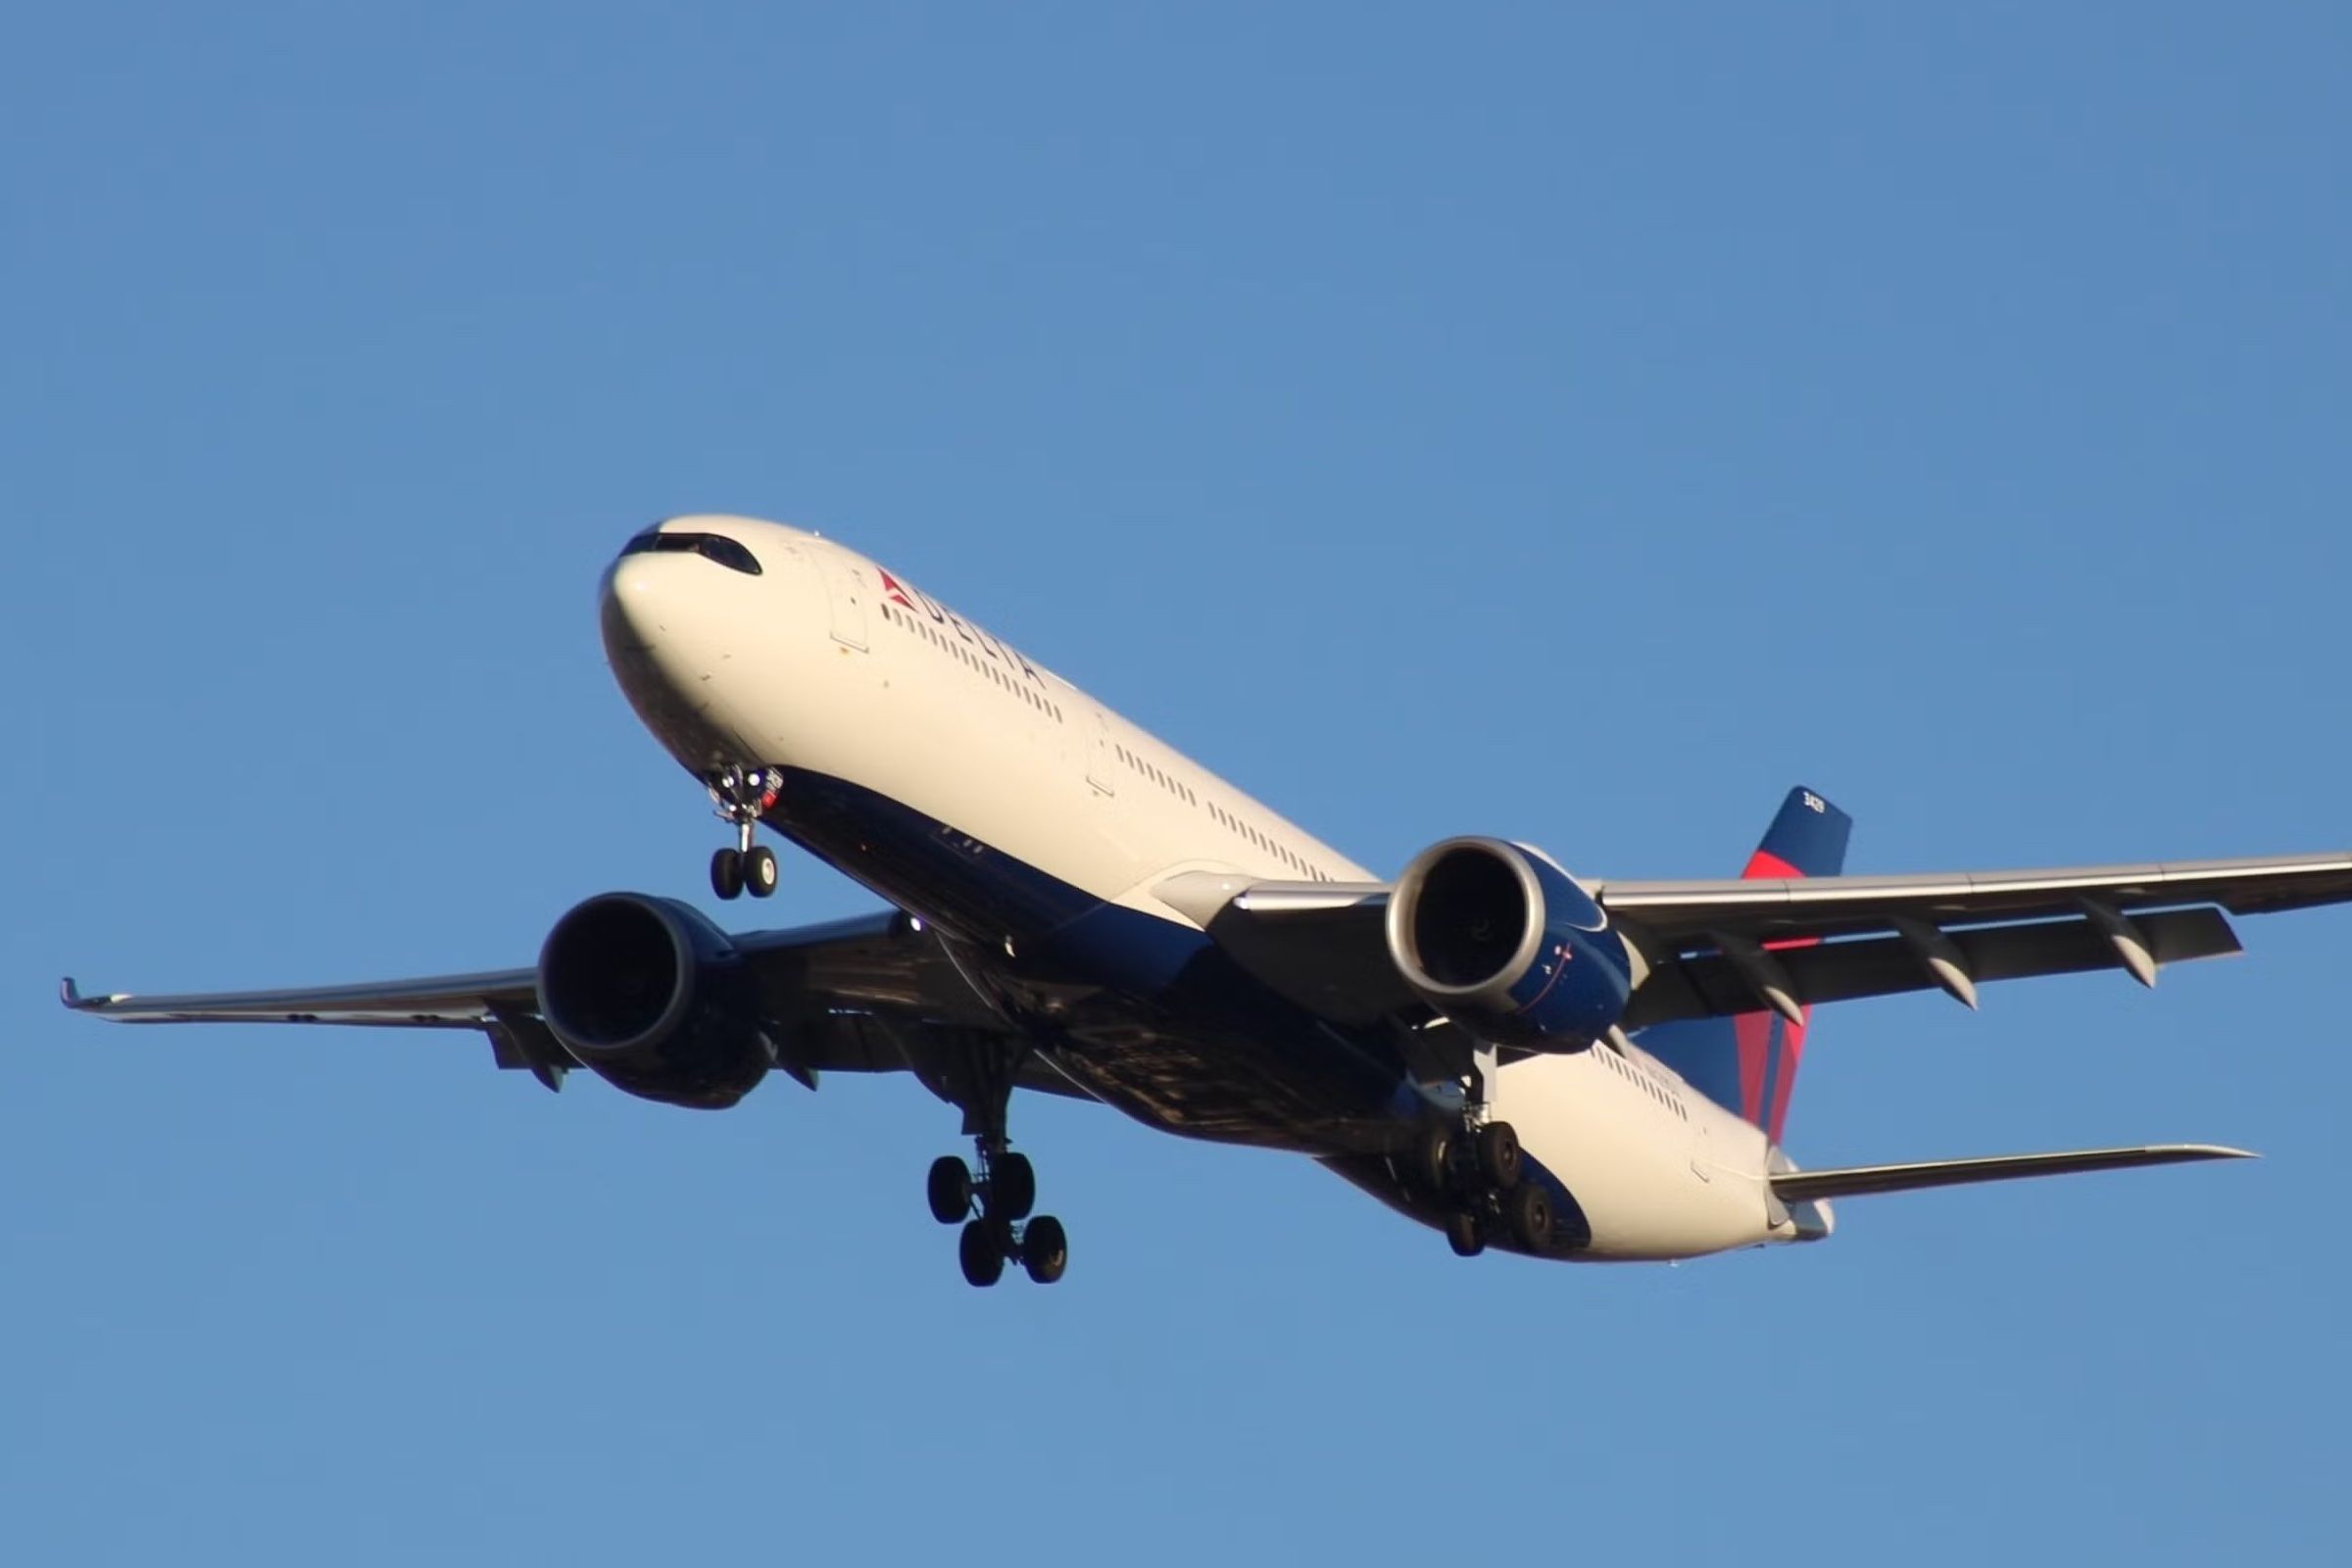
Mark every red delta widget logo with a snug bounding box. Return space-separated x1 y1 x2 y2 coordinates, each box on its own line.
875 567 1045 685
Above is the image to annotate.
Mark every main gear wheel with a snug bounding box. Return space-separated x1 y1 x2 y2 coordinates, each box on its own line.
1410 1115 1544 1260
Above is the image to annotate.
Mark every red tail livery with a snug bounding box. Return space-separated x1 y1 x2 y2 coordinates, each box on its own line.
1640 786 1853 1143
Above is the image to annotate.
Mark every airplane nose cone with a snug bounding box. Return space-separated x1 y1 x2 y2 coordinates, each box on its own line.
599 519 826 758
599 553 672 651
603 529 760 635
599 547 737 731
601 522 776 660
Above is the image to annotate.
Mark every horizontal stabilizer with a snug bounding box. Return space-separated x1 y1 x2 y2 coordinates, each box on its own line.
1770 1144 2253 1202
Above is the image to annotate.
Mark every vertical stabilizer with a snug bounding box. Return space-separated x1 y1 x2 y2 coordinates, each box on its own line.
1639 787 1852 1142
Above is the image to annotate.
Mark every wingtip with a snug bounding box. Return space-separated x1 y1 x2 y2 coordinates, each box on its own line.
60 977 121 1011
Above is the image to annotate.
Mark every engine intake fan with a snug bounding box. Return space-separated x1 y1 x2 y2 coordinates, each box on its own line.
536 893 774 1107
1385 837 1637 1051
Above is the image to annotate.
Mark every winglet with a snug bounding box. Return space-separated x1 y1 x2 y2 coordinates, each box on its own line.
59 978 130 1010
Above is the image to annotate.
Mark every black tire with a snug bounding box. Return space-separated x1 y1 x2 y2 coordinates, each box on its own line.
743 844 779 898
1020 1215 1068 1285
1446 1211 1485 1258
990 1152 1037 1222
1475 1121 1523 1191
710 847 744 901
1412 1122 1454 1198
958 1219 1004 1287
927 1155 972 1225
1508 1181 1554 1252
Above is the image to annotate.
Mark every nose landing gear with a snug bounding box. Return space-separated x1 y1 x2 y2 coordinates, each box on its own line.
706 765 781 900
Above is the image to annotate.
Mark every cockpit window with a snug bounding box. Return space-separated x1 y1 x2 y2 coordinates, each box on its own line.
619 530 762 575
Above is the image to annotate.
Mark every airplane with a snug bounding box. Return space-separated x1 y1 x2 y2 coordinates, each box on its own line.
65 514 2340 1287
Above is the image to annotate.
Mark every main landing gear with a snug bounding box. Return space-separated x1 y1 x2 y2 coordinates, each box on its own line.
1413 1116 1552 1258
924 1033 1067 1287
706 764 780 901
928 1143 1067 1287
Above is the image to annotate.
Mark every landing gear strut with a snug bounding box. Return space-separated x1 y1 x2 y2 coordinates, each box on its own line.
706 765 781 900
924 1035 1067 1286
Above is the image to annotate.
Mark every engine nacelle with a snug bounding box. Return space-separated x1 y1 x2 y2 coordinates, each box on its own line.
535 893 773 1108
1385 837 1636 1051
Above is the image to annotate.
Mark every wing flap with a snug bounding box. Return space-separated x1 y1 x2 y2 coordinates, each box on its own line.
1623 906 2243 1027
1770 1144 2254 1202
1596 851 2352 943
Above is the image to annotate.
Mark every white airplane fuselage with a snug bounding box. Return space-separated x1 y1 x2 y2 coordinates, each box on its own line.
601 515 1814 1262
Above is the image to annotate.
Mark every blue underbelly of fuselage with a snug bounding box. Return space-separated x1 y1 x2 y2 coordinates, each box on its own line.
768 767 1420 1154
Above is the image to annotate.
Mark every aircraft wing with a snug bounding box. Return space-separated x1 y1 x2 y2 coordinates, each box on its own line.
1592 851 2352 940
1598 851 2352 1026
60 967 539 1028
1175 849 2352 1028
62 912 1086 1100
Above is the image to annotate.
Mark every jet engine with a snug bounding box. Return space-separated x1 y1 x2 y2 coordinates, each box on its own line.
1385 837 1639 1051
535 893 774 1107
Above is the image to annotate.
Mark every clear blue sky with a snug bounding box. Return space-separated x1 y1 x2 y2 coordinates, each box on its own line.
7 4 2348 1562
